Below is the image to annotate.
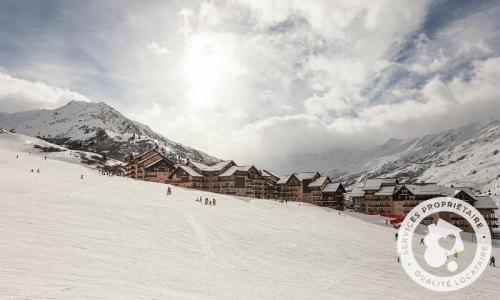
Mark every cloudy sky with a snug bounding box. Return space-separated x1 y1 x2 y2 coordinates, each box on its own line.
0 0 499 170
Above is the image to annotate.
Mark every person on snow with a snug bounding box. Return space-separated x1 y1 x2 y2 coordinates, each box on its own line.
37 168 40 173
213 199 216 206
44 156 47 160
80 175 84 179
420 237 425 245
490 256 496 267
205 198 208 205
30 169 34 173
16 155 18 159
395 232 398 241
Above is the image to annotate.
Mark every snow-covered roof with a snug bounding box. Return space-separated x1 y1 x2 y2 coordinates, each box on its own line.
309 176 330 188
346 186 365 197
474 196 497 209
178 166 203 177
277 175 290 185
219 165 253 177
261 169 278 179
138 150 163 164
190 160 234 172
144 157 164 169
323 183 342 193
374 185 395 196
439 186 476 200
363 178 396 190
400 184 441 195
293 172 319 181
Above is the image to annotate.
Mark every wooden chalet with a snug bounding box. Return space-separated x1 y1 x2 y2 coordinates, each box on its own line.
261 169 279 199
169 165 204 189
218 165 265 198
186 160 236 192
362 178 398 215
308 176 332 204
473 195 499 234
276 172 320 203
125 149 176 183
320 182 346 210
345 185 365 212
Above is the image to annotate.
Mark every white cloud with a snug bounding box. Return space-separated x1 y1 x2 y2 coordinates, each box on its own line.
1 0 498 173
0 72 89 113
147 42 172 55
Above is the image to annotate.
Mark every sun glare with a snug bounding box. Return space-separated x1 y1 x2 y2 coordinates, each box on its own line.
183 35 224 108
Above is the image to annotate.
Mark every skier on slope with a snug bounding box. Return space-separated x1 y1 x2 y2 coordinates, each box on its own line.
395 232 398 241
213 198 216 206
205 198 208 205
490 256 496 267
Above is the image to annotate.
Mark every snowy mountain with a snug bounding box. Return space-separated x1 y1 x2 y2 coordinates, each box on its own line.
288 120 500 196
1 131 499 299
0 100 219 163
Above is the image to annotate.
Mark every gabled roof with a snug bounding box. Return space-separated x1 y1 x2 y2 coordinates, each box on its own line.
396 184 441 196
219 165 255 177
144 157 165 169
138 150 172 165
347 186 365 197
135 149 157 160
474 195 497 209
322 182 343 193
293 172 319 181
277 175 291 185
439 186 476 201
363 178 397 190
374 185 395 196
190 160 235 172
178 165 203 177
261 169 279 180
308 176 331 188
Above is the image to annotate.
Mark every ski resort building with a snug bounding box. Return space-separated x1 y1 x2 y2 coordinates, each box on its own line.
275 173 346 209
319 182 346 210
186 160 236 192
346 185 366 212
261 169 279 199
124 149 176 183
354 178 499 233
363 178 398 215
309 176 332 204
276 172 321 203
169 165 204 189
218 165 265 198
169 160 270 199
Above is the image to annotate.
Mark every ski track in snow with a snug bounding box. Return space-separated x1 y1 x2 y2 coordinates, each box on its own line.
0 131 499 299
185 211 214 261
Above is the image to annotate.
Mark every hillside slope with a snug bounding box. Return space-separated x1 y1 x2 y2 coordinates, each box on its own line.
0 131 499 299
289 120 500 195
0 100 219 163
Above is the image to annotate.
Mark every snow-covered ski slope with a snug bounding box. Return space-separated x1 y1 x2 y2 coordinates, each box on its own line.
0 132 499 299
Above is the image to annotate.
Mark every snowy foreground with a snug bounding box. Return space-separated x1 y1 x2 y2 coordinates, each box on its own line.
0 132 499 300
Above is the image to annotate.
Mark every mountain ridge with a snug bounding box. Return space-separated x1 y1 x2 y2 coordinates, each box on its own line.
287 119 500 195
0 100 219 164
